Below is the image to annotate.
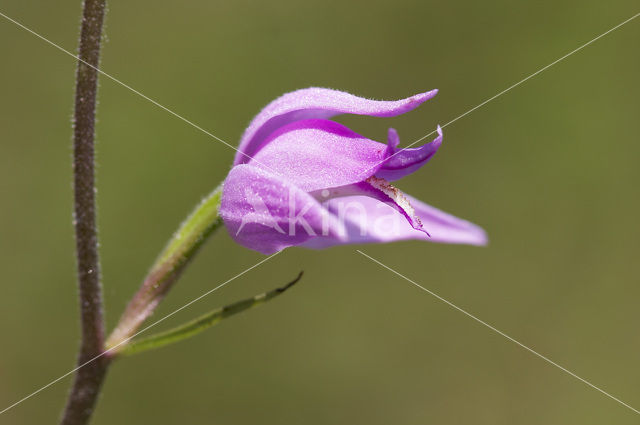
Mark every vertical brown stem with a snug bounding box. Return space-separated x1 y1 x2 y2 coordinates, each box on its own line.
60 1 109 424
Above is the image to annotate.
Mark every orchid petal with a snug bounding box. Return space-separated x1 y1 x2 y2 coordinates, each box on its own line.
234 87 438 165
407 194 487 245
310 176 428 238
250 119 387 192
220 164 346 254
376 126 443 181
301 194 487 249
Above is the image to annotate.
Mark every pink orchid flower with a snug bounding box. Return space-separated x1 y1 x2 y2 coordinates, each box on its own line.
220 88 487 254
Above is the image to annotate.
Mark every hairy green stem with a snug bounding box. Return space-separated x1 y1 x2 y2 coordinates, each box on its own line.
106 185 224 350
60 1 108 425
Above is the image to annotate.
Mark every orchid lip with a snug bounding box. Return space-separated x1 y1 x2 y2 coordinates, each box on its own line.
309 176 430 237
365 176 430 237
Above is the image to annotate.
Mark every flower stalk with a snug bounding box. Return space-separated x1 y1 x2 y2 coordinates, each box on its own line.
106 185 224 351
60 0 108 424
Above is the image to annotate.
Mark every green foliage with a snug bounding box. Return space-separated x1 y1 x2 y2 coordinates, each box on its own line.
119 272 303 356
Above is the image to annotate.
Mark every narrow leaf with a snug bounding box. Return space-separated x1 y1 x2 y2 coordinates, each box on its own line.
118 271 303 357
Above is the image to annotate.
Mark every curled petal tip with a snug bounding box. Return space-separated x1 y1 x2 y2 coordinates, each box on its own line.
424 88 439 98
235 88 439 164
411 89 438 104
431 126 443 147
387 127 400 150
377 126 443 181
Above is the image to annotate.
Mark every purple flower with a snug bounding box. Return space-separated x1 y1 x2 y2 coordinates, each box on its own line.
220 88 487 254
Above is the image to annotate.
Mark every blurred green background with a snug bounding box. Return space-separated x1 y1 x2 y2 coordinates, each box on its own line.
1 1 639 424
